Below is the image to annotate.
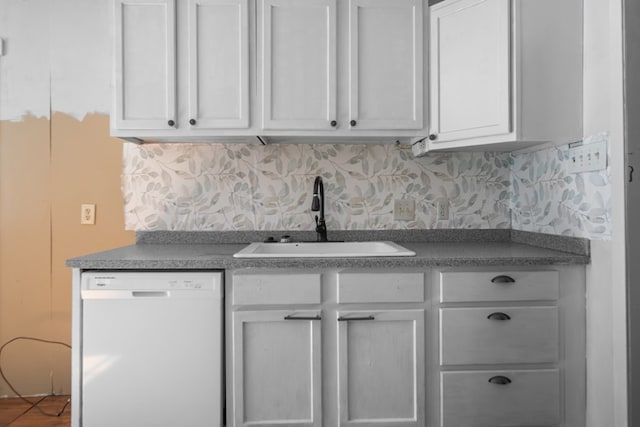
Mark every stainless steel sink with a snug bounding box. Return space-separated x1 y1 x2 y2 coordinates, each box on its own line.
233 241 416 258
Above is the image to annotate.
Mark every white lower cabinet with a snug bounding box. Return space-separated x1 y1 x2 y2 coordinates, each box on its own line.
228 266 585 427
232 310 322 427
440 306 559 365
434 267 585 427
441 369 561 427
337 309 425 426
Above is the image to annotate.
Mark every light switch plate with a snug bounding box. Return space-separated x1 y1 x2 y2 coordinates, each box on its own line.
568 140 607 173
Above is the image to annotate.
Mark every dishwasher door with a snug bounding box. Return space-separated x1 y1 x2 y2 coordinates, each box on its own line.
81 271 223 427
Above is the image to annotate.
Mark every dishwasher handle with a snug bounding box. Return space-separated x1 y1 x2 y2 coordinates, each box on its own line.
132 291 169 298
81 289 218 300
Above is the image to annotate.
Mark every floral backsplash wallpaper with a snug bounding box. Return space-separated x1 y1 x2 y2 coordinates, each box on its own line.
122 132 611 239
510 132 610 238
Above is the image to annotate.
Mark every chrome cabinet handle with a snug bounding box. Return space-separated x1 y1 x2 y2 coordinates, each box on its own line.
487 312 511 321
284 314 321 321
488 375 512 385
491 275 516 284
337 315 375 321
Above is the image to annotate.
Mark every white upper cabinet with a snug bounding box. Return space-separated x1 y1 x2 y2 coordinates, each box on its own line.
112 0 253 141
114 0 176 130
259 0 337 130
112 0 427 143
259 0 424 135
348 0 423 130
188 0 250 129
427 0 582 151
429 0 509 142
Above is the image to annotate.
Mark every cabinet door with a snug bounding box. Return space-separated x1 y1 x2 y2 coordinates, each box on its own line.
429 0 511 142
259 0 337 130
348 0 423 130
188 0 250 129
114 0 177 130
337 310 425 427
232 311 322 427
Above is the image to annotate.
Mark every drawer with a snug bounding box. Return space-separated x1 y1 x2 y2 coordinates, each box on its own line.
441 369 560 427
439 270 559 302
440 307 559 365
337 271 424 303
232 272 321 305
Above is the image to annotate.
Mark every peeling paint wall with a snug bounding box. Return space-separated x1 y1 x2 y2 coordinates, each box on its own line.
0 0 131 397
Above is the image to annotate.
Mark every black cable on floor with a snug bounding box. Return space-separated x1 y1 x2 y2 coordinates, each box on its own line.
0 337 71 418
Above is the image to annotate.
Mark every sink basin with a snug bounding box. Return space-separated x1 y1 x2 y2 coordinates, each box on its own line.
233 241 416 258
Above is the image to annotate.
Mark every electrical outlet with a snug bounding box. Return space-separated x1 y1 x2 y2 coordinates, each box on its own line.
394 199 415 221
436 198 449 220
81 204 96 225
568 140 607 173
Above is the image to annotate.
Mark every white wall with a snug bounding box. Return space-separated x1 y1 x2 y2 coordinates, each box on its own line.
622 0 640 424
583 0 628 425
0 0 130 397
0 0 110 121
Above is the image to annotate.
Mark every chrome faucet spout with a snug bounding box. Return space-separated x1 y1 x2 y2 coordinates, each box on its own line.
311 176 328 242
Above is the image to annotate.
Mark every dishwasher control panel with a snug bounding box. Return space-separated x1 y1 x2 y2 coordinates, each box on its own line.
82 271 223 292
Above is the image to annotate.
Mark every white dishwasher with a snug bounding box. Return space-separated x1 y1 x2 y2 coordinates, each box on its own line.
80 271 223 427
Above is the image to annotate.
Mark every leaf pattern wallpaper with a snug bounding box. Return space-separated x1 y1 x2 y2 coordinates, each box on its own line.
122 133 611 239
510 132 611 238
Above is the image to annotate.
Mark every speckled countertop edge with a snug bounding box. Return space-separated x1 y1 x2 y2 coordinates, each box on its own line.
67 229 590 269
510 229 590 257
136 229 514 245
136 229 589 256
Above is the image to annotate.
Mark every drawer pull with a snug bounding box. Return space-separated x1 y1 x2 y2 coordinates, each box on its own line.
337 315 375 322
491 275 516 284
284 314 321 321
488 375 512 385
487 312 511 321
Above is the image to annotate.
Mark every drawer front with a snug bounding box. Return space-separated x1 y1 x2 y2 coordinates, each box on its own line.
439 270 559 302
337 271 424 303
232 272 321 305
441 369 561 427
440 307 559 365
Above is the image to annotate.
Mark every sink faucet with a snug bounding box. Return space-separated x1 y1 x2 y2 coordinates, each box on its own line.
311 176 328 242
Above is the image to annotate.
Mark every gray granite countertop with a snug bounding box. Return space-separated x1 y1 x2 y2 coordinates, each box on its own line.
66 230 589 270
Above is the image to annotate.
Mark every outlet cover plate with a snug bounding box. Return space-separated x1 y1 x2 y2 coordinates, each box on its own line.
81 204 96 225
568 141 607 173
437 198 449 220
394 199 415 221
